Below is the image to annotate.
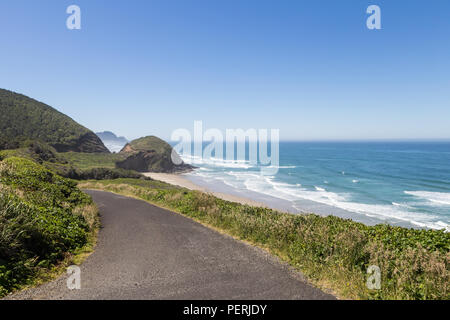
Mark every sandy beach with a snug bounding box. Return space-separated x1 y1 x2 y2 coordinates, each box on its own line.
142 172 424 229
142 172 268 208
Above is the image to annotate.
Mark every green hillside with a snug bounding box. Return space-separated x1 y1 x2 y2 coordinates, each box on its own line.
117 136 193 173
120 136 172 154
0 89 109 153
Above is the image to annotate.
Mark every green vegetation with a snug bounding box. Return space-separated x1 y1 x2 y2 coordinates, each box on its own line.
60 152 126 170
0 90 189 174
0 89 109 153
79 178 450 300
117 136 193 173
48 152 146 180
0 147 145 181
61 167 144 180
0 157 99 297
121 136 174 154
0 141 62 164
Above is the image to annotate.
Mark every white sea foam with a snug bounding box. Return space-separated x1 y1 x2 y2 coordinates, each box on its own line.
268 165 297 169
180 155 297 170
104 142 127 153
405 191 450 206
190 168 449 231
264 183 448 230
392 202 413 209
435 221 449 230
181 155 254 169
352 180 359 183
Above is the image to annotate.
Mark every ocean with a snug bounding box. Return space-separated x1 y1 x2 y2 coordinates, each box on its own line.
102 141 126 153
181 141 450 231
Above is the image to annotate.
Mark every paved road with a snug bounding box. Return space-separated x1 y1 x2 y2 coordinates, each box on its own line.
7 190 334 300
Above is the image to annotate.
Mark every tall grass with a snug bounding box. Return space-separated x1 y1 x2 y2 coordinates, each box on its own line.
79 179 449 300
0 158 98 297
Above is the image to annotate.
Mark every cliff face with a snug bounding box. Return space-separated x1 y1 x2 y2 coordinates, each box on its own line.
116 136 193 173
0 89 109 153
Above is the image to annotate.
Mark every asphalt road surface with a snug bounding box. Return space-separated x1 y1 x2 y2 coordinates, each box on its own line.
7 190 335 300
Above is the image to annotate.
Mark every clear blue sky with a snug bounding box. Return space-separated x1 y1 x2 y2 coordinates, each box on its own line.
1 0 449 141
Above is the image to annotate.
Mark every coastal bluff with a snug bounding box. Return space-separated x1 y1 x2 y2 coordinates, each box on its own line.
116 136 193 173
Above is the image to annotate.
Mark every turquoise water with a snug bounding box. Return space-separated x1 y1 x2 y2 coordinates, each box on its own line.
183 142 450 231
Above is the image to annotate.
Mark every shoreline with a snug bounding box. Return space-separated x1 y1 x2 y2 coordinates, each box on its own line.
143 171 428 230
142 172 268 208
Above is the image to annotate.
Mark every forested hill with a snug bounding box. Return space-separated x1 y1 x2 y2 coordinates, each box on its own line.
0 89 109 153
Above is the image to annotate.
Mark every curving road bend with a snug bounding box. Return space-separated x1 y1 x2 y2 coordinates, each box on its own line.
7 190 335 300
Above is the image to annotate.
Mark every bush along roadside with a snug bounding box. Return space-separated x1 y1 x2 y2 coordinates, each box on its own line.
0 157 99 297
79 179 450 300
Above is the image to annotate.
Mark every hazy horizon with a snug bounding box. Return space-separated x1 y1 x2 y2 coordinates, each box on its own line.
96 127 450 144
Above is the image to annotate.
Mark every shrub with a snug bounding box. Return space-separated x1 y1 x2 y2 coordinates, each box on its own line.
0 157 96 296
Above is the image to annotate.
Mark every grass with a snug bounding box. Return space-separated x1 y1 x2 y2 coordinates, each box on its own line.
7 203 100 296
59 152 126 170
79 178 450 300
0 157 99 297
0 147 142 181
123 136 172 154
